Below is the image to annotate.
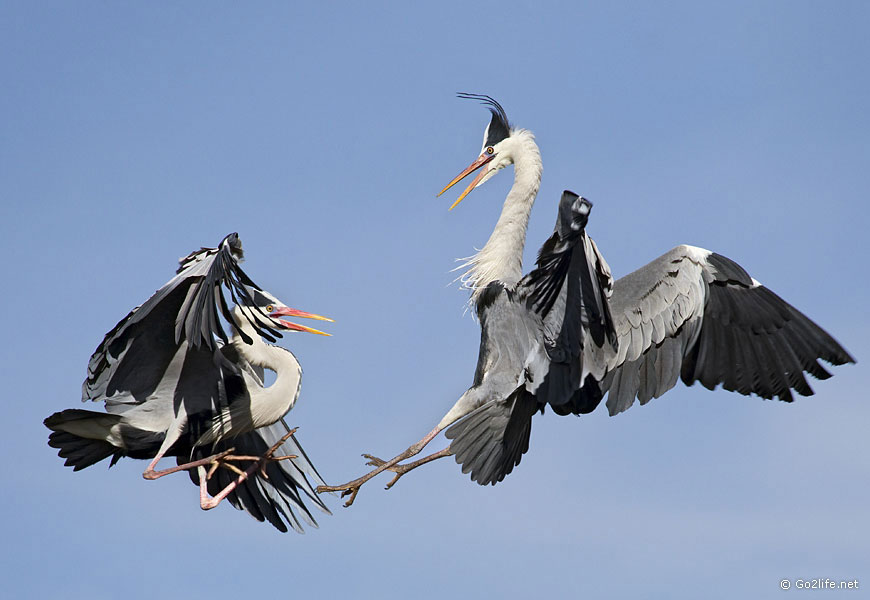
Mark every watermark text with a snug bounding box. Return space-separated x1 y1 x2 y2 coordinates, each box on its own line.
780 579 859 591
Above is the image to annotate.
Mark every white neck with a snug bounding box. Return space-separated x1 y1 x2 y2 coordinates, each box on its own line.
231 312 302 429
457 130 542 306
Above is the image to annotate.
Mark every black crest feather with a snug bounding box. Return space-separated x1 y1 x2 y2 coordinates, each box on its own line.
457 92 511 147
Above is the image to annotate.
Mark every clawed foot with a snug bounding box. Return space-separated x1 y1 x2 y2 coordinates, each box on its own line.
317 445 454 507
203 449 297 483
199 428 299 510
316 453 410 507
362 454 407 490
316 480 363 508
315 426 445 508
315 452 401 507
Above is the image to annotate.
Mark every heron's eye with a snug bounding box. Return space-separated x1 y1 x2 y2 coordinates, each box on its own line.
266 304 274 313
486 146 494 155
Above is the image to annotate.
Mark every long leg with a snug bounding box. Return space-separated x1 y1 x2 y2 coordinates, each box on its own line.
142 448 235 480
141 416 234 480
317 394 478 506
364 447 453 490
143 420 298 481
316 425 444 507
198 429 298 510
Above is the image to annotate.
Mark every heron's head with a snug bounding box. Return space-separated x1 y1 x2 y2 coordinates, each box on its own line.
438 93 520 210
240 288 333 336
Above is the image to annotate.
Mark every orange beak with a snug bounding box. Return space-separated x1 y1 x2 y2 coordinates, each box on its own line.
270 307 333 336
437 152 495 210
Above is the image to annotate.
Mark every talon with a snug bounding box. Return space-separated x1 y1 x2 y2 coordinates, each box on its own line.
342 488 360 508
271 454 297 462
206 461 221 481
224 462 246 478
362 454 387 468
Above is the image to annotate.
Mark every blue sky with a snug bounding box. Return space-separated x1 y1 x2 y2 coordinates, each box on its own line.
2 2 867 598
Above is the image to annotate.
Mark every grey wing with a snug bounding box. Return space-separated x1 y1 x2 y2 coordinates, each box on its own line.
596 245 855 416
102 340 242 456
83 232 284 405
188 419 330 533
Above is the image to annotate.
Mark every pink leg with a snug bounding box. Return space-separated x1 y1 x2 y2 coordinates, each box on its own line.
316 425 444 507
197 429 298 511
199 459 263 510
142 448 235 480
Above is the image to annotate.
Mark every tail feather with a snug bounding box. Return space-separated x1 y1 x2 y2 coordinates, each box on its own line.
44 409 123 471
47 430 120 471
445 391 538 486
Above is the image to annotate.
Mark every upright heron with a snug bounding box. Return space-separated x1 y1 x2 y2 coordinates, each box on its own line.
318 95 853 505
45 233 333 532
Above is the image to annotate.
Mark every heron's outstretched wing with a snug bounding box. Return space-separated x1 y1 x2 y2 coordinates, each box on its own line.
83 233 284 406
187 420 330 533
595 245 855 416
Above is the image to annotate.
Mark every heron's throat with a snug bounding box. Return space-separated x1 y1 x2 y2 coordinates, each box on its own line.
230 322 302 429
458 132 542 305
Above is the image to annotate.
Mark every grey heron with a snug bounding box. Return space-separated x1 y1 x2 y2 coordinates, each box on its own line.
318 94 853 505
45 233 333 532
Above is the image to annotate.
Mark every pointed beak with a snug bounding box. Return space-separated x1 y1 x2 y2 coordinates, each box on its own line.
270 307 333 336
437 152 495 210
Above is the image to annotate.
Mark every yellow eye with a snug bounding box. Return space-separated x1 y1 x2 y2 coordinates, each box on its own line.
266 304 274 312
486 146 494 155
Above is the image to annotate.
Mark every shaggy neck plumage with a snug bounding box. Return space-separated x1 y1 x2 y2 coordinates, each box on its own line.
458 130 542 307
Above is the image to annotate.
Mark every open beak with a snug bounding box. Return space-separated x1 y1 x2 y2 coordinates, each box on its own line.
270 307 333 336
437 152 495 210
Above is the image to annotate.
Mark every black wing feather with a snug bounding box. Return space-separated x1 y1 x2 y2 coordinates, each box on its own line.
84 233 285 404
604 247 854 414
519 192 616 410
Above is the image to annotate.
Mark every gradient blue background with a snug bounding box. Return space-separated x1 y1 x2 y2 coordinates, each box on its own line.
2 2 867 598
